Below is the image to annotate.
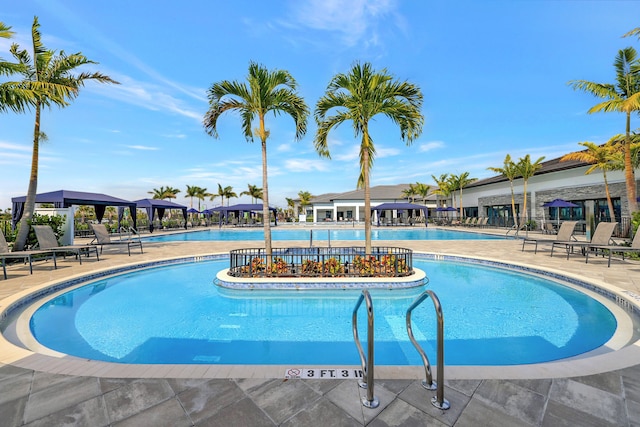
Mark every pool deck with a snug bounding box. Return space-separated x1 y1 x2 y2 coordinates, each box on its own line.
1 225 639 426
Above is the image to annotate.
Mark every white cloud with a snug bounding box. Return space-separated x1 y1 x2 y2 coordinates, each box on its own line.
126 145 159 151
289 0 397 47
418 141 445 152
284 158 330 172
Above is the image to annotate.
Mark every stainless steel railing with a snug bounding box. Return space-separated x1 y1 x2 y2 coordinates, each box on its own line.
406 290 450 410
352 289 379 409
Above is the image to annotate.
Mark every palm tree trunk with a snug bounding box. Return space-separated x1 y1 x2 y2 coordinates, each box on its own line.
14 103 41 251
510 182 518 229
363 133 372 254
259 116 272 258
603 171 616 221
522 180 528 225
625 112 638 213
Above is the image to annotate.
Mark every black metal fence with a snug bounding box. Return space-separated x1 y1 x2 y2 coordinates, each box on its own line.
228 247 414 278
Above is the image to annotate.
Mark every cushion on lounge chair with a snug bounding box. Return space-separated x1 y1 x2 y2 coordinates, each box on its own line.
32 225 99 264
90 224 143 256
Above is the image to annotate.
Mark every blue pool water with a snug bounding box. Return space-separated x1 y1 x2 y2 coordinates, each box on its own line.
29 257 616 366
143 228 502 242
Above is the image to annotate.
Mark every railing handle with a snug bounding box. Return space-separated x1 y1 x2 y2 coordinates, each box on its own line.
406 290 450 410
352 290 379 408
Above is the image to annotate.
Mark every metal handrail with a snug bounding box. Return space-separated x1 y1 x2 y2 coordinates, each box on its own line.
406 290 450 410
352 290 379 409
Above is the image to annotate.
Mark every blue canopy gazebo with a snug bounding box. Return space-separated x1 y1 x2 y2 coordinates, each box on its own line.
371 202 428 227
134 199 188 232
216 203 278 226
12 190 138 230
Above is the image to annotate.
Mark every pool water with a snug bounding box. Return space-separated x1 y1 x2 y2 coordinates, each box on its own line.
29 257 617 366
143 228 502 242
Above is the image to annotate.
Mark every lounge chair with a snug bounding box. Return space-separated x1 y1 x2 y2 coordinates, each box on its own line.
90 224 143 256
586 229 640 267
32 225 99 264
550 221 618 260
521 221 578 254
1 231 57 279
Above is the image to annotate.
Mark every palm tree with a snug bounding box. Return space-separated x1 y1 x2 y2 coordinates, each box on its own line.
148 186 180 201
285 197 296 220
401 184 417 203
298 191 312 218
13 17 119 251
414 182 431 205
241 184 263 204
431 174 452 208
447 172 477 219
568 47 640 214
314 62 423 253
515 155 545 225
203 62 309 257
561 141 617 221
488 154 520 228
0 21 46 114
185 185 203 208
212 184 237 206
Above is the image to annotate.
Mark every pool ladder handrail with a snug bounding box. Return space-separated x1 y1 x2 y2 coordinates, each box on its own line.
352 289 379 408
406 290 450 410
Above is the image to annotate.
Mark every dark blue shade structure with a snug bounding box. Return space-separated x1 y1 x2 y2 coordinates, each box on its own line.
12 190 138 230
134 199 188 233
371 202 429 227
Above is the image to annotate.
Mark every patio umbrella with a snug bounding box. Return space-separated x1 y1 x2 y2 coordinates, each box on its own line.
187 208 199 214
543 199 578 227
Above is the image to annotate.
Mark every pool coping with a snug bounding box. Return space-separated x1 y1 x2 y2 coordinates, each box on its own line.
1 251 640 380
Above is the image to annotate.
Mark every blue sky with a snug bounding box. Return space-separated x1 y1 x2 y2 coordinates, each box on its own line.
1 0 639 211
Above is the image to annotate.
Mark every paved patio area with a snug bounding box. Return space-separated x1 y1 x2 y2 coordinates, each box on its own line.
1 225 639 426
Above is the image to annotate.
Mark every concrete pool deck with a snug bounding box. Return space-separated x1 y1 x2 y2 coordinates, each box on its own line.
1 225 639 426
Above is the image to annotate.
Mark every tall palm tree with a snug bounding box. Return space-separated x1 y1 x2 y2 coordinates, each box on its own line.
13 17 119 251
414 182 431 205
447 172 477 219
561 141 617 221
568 47 640 213
0 21 46 114
314 62 423 253
241 184 263 204
515 155 545 225
185 185 203 208
297 191 312 217
488 154 520 228
285 197 295 219
203 62 308 257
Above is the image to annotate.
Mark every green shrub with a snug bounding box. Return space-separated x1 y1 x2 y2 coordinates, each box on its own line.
26 213 66 248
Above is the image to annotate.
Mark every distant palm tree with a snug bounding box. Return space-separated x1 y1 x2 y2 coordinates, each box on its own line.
561 141 617 220
203 62 309 257
431 174 452 209
447 172 477 219
298 191 312 217
488 154 520 228
401 184 417 203
148 186 180 201
241 184 263 204
185 185 202 208
13 17 119 251
314 62 423 253
516 155 545 225
414 182 431 205
212 184 237 206
568 46 640 213
285 197 296 219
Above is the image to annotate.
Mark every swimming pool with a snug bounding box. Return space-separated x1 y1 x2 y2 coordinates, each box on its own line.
143 228 503 242
28 256 618 366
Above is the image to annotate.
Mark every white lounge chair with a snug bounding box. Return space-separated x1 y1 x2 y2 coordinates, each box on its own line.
521 221 578 254
551 222 618 260
586 228 640 267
